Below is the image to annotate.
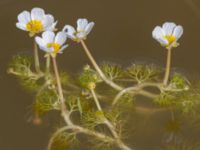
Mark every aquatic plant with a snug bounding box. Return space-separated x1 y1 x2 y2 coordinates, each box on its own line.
9 7 200 150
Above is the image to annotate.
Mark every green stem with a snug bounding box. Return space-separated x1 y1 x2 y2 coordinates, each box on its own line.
90 88 132 150
33 40 41 73
46 54 51 74
112 82 161 105
52 56 73 126
90 89 102 111
49 57 129 150
47 125 114 150
80 40 123 91
163 48 172 86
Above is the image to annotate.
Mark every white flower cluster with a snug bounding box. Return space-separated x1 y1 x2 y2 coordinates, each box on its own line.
16 7 184 56
16 7 94 56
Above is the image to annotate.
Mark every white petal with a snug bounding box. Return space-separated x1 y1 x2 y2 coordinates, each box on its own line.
76 32 87 39
43 14 55 29
39 46 52 53
85 22 95 34
16 23 27 31
62 25 76 39
152 26 165 39
42 31 55 43
55 32 67 45
59 44 68 53
77 18 88 31
162 22 176 35
47 21 58 31
173 25 183 40
35 37 46 47
157 37 169 45
17 11 31 24
35 37 52 52
31 7 45 21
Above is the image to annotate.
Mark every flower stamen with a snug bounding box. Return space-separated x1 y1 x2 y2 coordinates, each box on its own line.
26 20 44 34
164 35 176 46
47 43 61 53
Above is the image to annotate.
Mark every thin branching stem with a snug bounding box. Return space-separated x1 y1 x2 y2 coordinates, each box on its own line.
47 125 115 150
112 82 161 105
80 40 123 91
49 56 132 150
90 89 117 137
103 119 132 150
47 85 131 150
33 40 41 73
104 119 132 150
112 86 139 105
90 88 132 150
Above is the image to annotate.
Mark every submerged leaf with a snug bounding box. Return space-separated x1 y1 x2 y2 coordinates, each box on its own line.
127 64 161 83
34 89 59 116
101 63 123 80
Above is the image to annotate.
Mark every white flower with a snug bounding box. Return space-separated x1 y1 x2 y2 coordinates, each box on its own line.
35 31 68 56
16 7 57 36
62 18 95 41
152 22 183 48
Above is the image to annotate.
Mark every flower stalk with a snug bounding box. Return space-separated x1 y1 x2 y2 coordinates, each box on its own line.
163 47 172 86
80 40 123 91
33 40 41 73
52 56 73 126
90 89 102 111
152 22 183 86
45 54 51 74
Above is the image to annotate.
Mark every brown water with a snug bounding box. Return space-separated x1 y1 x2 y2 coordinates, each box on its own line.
1 0 200 150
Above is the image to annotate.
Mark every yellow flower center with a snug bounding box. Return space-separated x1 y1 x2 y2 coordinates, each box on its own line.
26 20 44 34
164 35 176 46
47 43 61 53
